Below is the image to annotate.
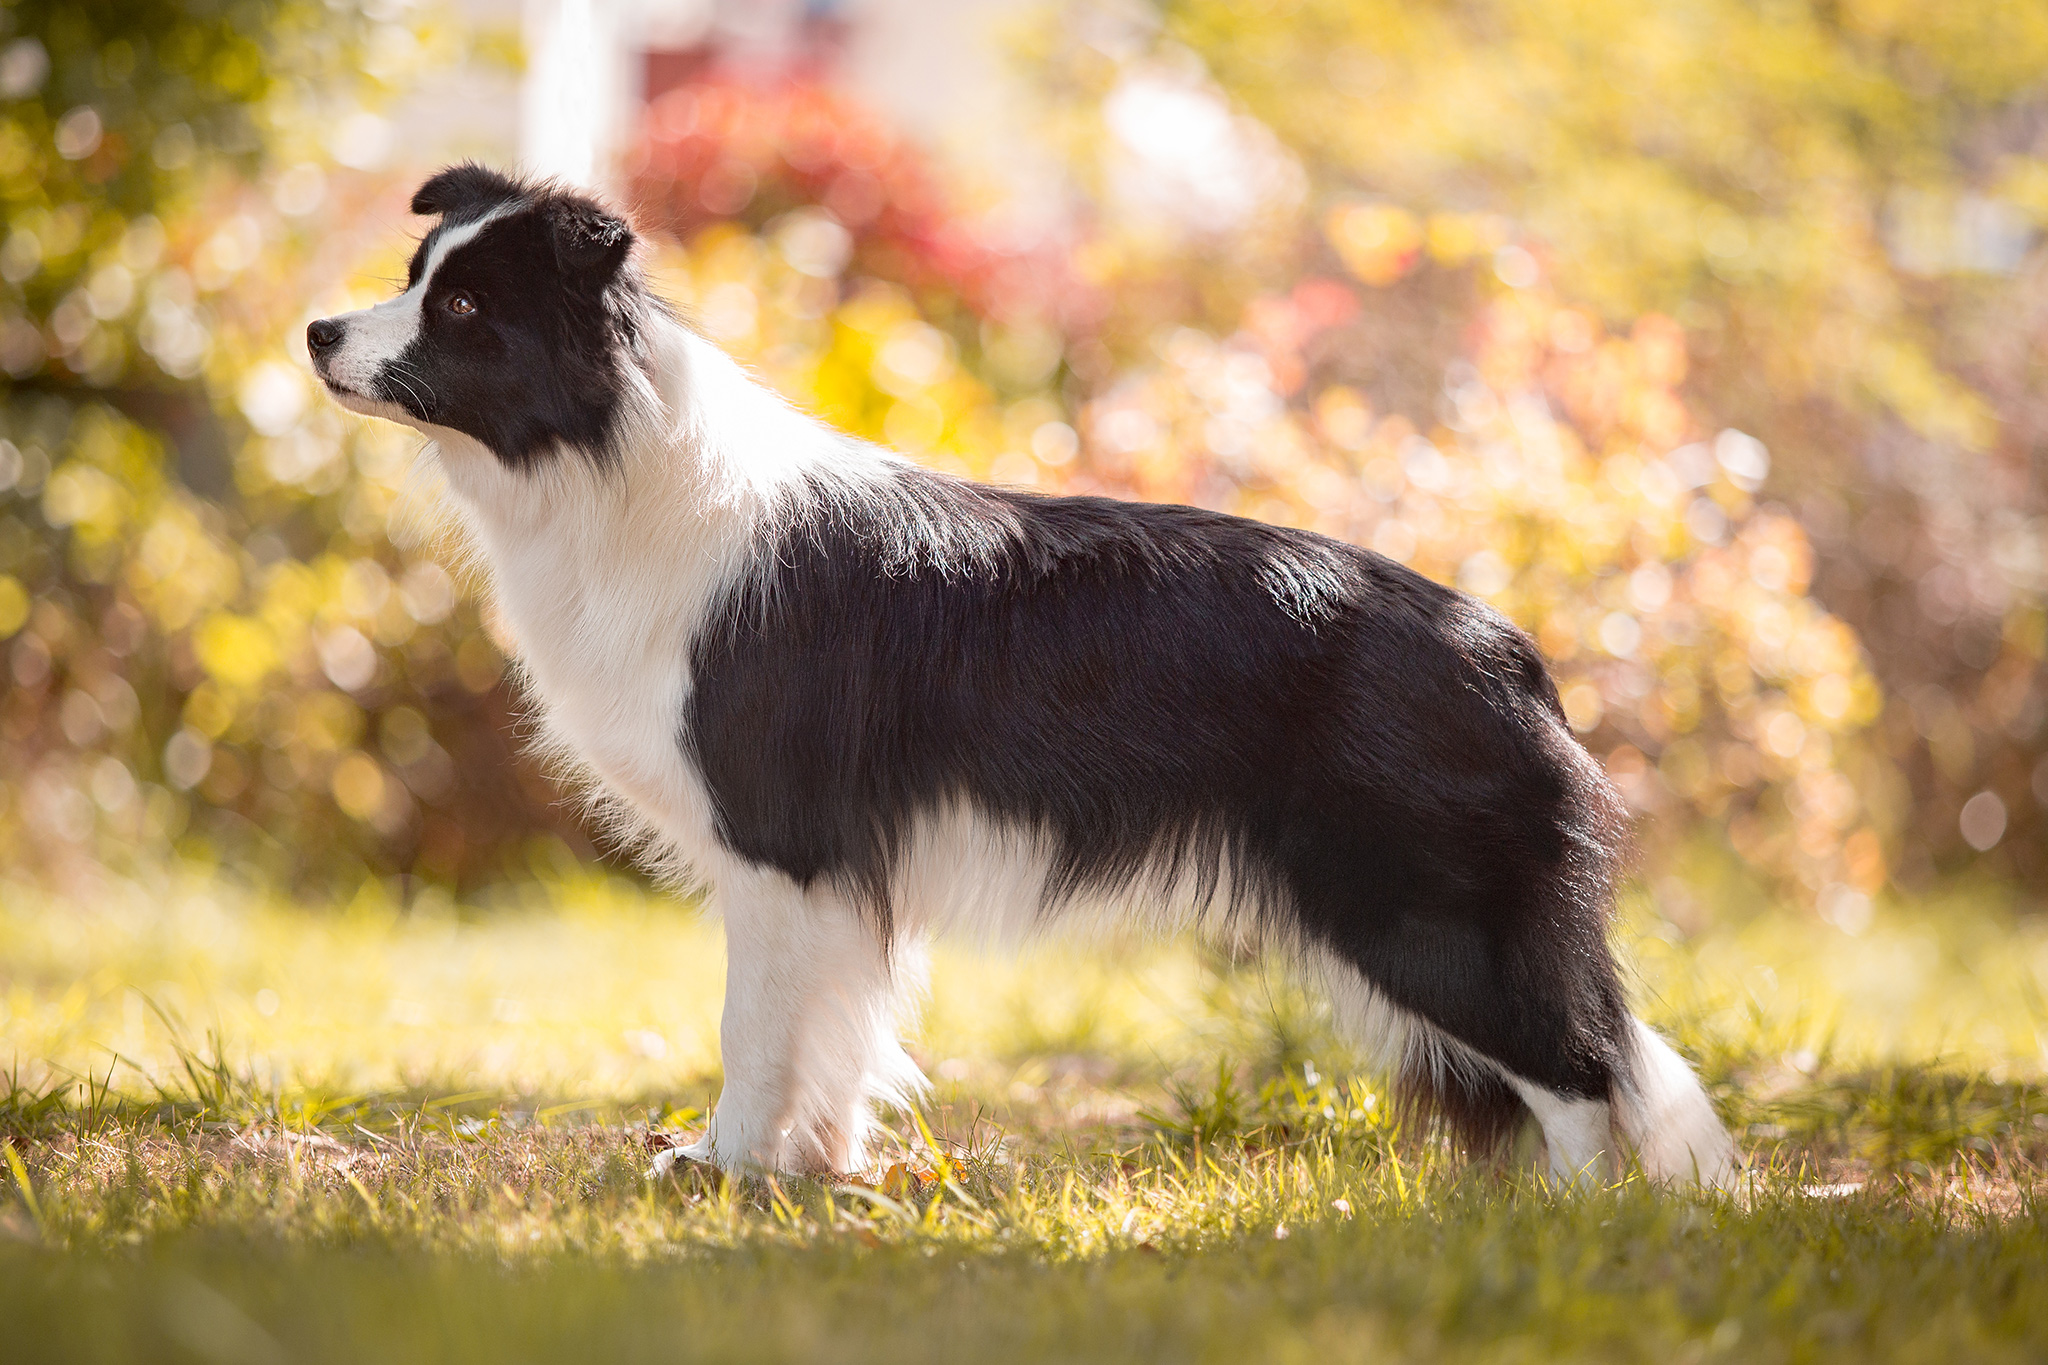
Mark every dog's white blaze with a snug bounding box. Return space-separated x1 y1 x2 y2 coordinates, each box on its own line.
319 212 505 398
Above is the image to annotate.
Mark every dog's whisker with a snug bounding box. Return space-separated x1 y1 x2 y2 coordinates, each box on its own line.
385 360 438 411
380 368 427 413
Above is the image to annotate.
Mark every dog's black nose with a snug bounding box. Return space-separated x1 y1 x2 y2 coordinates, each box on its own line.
306 318 344 354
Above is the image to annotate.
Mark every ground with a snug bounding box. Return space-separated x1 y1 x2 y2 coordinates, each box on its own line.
3 866 2046 1363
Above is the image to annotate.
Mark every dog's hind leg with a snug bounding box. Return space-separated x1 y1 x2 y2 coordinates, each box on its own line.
1314 946 1615 1182
1316 937 1736 1188
683 869 925 1175
1501 1018 1737 1189
1502 1079 1615 1185
1612 1015 1739 1189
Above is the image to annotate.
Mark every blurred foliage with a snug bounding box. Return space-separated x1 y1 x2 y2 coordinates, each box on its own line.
1 0 2042 911
625 76 1086 473
1020 0 2048 893
0 0 555 893
619 73 1898 907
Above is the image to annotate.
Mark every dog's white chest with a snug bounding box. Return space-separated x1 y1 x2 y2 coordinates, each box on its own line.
466 495 729 860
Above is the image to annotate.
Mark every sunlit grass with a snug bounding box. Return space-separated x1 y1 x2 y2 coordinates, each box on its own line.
10 870 2046 1103
4 870 2048 1362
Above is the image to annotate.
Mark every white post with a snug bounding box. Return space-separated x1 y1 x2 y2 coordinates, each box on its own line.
520 0 629 189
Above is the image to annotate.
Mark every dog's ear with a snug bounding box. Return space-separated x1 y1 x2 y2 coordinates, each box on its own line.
545 197 634 284
411 162 526 218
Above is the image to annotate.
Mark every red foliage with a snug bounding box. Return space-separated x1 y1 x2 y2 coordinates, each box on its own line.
625 77 1081 329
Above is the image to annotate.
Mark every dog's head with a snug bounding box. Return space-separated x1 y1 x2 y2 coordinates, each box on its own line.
308 164 646 471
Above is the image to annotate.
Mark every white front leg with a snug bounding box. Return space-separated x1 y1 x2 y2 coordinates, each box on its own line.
681 881 815 1172
680 869 928 1175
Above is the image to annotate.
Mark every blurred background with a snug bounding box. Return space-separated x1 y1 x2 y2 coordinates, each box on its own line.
0 0 2043 937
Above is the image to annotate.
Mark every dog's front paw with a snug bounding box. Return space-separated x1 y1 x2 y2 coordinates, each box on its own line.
644 1129 720 1180
650 1117 772 1176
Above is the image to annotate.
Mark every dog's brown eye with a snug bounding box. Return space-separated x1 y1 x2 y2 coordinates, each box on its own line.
448 292 476 315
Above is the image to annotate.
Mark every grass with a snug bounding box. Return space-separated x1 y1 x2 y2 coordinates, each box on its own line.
3 869 2048 1363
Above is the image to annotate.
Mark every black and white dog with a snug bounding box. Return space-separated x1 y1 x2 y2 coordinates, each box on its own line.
309 165 1736 1187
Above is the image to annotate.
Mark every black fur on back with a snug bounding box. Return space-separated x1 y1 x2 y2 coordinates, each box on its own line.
378 164 651 471
685 461 1634 1144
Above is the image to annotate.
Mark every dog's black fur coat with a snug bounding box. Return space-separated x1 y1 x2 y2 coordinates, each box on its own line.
689 463 1633 1142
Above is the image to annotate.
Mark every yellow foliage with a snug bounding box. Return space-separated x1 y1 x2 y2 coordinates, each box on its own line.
182 683 237 741
330 752 388 823
193 613 280 690
0 575 26 638
1326 203 1423 286
40 464 129 542
1164 0 2046 458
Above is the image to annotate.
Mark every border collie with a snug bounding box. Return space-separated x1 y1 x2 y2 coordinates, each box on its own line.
308 165 1737 1187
